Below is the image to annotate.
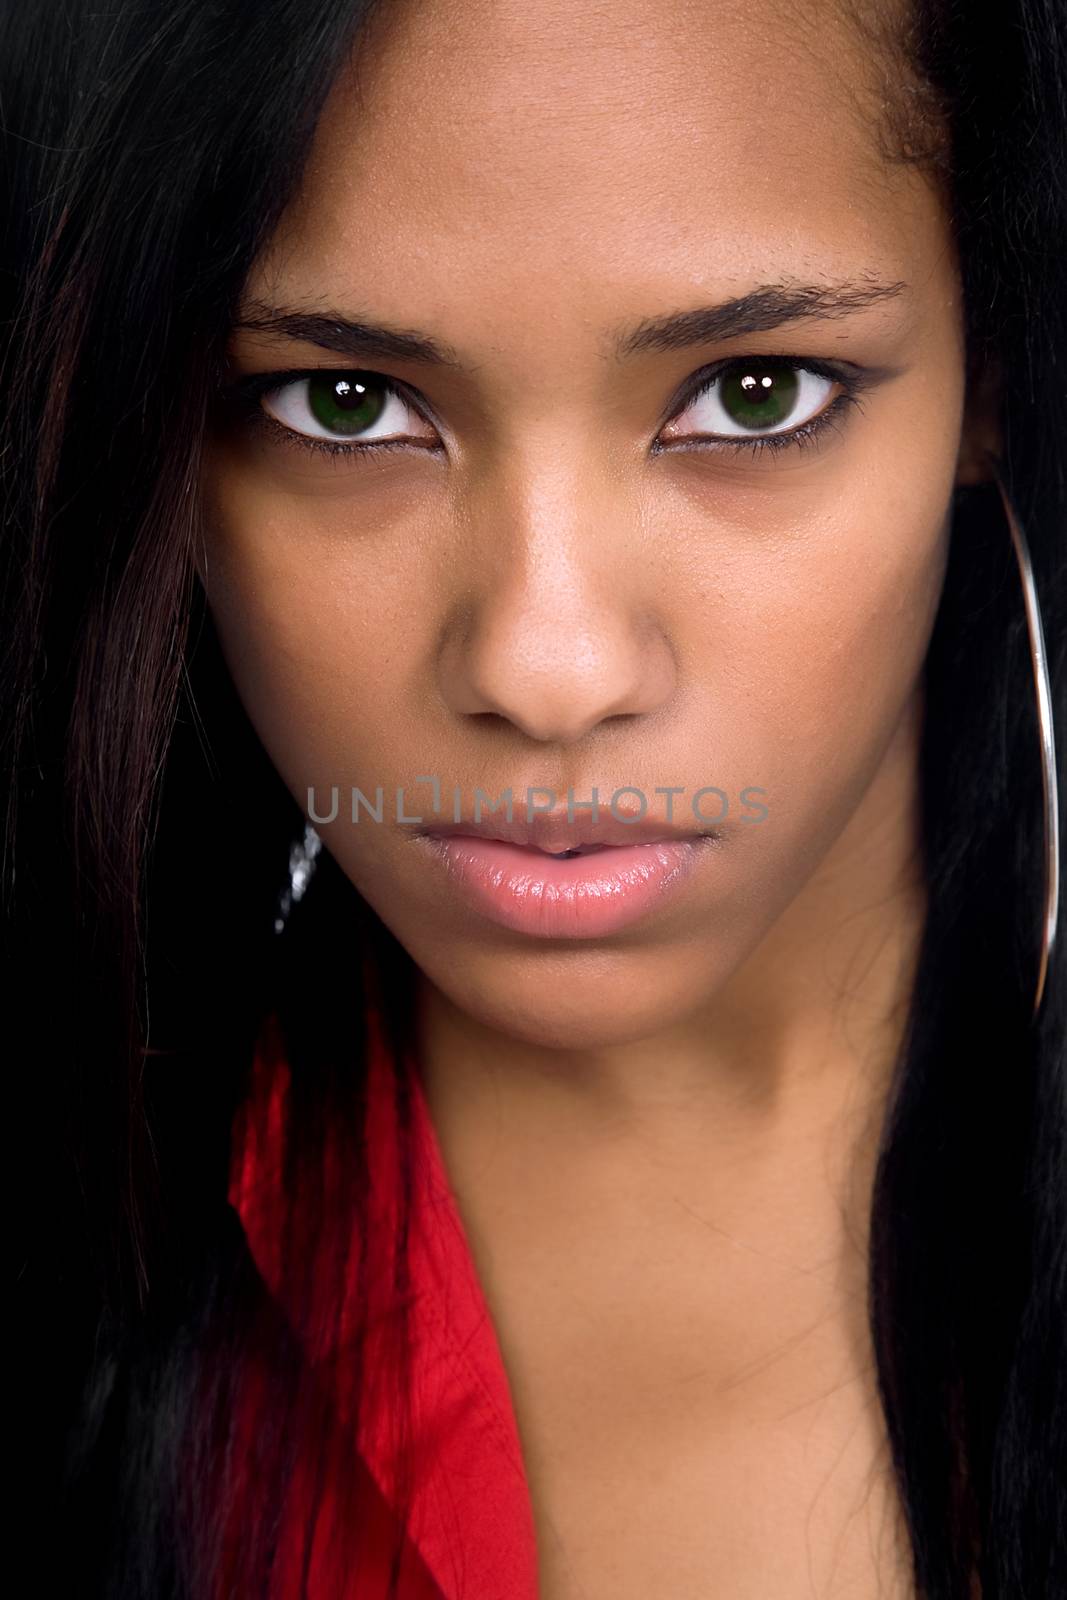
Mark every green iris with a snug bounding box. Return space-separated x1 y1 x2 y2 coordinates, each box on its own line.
719 365 799 430
307 372 387 436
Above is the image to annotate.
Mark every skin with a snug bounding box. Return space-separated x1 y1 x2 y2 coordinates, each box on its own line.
199 0 1000 1592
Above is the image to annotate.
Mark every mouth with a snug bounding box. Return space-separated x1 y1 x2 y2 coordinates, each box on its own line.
420 816 717 853
414 830 718 939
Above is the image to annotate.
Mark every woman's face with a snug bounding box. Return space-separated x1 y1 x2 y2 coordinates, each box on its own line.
200 0 994 1052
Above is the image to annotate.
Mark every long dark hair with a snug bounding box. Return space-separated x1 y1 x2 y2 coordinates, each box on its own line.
4 1 1065 1595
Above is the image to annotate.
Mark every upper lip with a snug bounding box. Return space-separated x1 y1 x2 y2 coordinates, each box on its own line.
420 808 717 852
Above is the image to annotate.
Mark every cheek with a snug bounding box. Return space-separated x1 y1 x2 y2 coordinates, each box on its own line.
755 525 944 744
197 458 422 816
691 480 952 860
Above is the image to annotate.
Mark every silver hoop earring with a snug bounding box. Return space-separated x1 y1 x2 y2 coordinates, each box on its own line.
985 454 1060 1018
274 821 323 935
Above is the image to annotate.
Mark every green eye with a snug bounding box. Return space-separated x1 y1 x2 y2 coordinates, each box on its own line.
663 360 842 449
717 366 800 430
306 372 389 436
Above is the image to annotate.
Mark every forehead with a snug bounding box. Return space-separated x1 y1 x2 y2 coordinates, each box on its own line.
249 0 942 349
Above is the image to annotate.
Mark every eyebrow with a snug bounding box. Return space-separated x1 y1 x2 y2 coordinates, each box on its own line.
235 300 465 368
233 278 910 369
615 278 910 356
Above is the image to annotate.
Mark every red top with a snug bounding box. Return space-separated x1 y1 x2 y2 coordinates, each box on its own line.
225 1004 540 1599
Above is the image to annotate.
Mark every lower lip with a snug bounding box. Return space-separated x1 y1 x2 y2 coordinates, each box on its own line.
416 833 715 939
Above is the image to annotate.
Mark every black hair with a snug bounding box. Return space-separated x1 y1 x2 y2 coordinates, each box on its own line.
3 1 1065 1595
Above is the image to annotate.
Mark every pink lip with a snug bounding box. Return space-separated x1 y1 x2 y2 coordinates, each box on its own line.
416 832 715 939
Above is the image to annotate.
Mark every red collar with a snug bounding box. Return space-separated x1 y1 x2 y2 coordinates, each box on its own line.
228 1006 540 1599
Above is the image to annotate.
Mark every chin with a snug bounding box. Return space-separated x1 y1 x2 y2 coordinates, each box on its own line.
419 942 726 1055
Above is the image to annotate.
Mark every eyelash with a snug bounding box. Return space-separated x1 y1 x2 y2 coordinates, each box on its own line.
225 358 869 465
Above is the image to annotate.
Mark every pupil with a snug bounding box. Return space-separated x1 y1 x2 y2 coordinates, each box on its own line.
721 365 798 431
307 371 386 435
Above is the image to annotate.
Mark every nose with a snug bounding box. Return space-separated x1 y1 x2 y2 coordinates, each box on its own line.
437 461 677 745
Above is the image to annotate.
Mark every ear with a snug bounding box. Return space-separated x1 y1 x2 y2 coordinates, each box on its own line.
955 351 1003 486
